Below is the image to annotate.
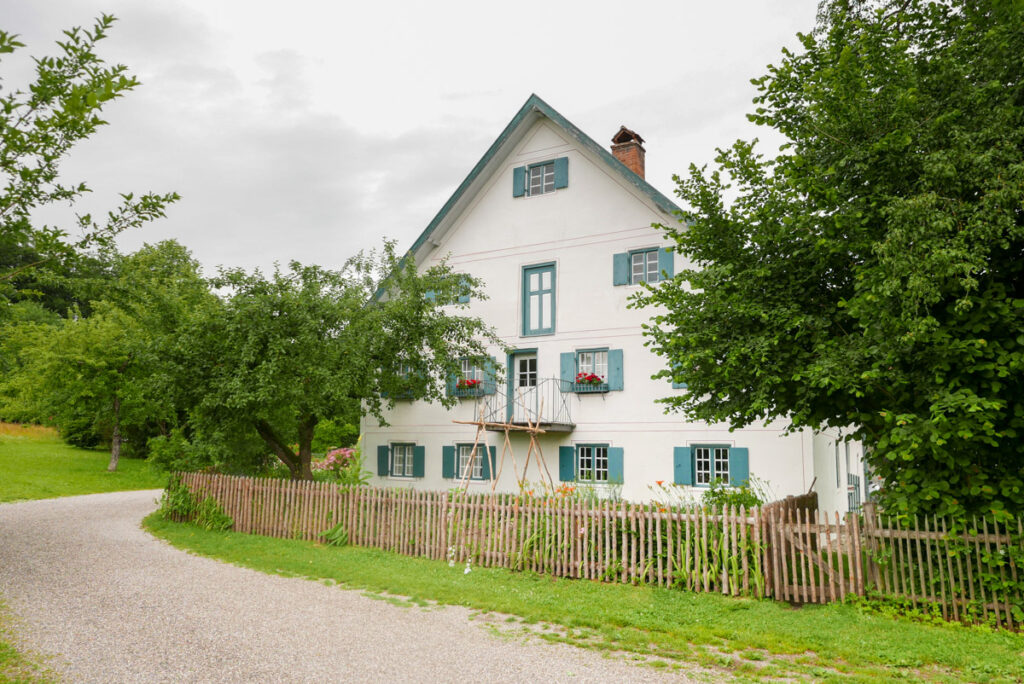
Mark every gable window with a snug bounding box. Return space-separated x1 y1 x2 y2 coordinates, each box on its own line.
391 443 415 478
457 444 484 480
577 444 609 483
522 263 556 336
512 157 569 197
631 249 660 284
529 162 555 196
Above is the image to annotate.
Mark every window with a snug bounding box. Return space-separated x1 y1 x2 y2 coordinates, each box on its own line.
528 162 555 196
513 157 568 198
577 350 607 378
390 443 415 478
631 249 660 284
577 444 609 483
695 446 730 485
457 444 484 480
516 354 537 387
522 263 556 336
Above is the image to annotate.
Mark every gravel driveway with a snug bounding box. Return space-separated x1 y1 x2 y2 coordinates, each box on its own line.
0 491 692 683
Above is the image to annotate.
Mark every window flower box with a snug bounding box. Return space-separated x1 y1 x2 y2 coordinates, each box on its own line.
573 373 609 394
453 378 484 398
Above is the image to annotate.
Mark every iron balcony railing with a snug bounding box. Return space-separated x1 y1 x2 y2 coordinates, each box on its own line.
479 377 575 429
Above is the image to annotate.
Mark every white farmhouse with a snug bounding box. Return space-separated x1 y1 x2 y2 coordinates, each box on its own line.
362 94 864 513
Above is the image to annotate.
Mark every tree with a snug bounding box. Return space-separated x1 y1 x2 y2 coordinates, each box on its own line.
16 241 212 469
178 244 498 480
0 15 177 301
634 0 1024 518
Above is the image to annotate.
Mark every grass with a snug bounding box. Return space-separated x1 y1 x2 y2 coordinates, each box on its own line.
0 422 164 503
0 599 51 683
145 515 1024 682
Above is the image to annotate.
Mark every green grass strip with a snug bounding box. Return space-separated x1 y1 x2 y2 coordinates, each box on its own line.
0 426 163 503
145 516 1024 682
0 599 52 684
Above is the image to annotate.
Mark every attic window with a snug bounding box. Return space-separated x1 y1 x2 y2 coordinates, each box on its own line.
512 157 569 197
528 162 555 195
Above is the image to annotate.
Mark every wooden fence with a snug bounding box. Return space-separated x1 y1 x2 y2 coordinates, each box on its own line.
174 472 1024 630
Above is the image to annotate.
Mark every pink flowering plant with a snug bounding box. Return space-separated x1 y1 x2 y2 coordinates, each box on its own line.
311 437 370 486
575 372 604 386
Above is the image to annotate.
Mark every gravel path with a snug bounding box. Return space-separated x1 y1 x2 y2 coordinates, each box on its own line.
0 491 693 683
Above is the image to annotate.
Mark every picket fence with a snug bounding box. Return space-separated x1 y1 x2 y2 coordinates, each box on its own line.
174 472 1024 630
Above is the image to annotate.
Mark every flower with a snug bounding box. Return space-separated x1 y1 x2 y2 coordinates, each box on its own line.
575 372 605 386
456 378 482 390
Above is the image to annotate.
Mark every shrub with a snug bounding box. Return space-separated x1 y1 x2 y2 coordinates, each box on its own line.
157 474 233 532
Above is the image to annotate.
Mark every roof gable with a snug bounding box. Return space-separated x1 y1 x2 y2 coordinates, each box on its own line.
407 94 681 264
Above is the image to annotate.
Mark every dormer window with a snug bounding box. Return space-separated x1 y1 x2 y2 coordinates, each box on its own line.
512 157 569 197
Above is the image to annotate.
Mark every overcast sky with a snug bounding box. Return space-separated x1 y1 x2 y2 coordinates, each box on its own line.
2 0 820 276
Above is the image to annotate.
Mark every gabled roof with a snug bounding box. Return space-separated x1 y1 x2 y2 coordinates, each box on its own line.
374 94 681 301
407 93 681 262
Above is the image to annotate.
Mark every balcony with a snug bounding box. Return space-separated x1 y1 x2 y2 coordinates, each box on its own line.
477 378 575 432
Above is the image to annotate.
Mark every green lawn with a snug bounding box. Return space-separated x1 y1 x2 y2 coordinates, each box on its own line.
0 423 163 502
146 515 1024 682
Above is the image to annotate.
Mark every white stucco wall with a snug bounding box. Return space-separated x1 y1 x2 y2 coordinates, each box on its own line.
360 116 859 513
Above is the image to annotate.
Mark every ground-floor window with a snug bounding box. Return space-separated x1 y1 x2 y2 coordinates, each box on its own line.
694 445 729 485
456 443 484 480
577 444 609 483
391 443 415 478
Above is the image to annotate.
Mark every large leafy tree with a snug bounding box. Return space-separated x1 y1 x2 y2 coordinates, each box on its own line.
179 244 498 480
0 15 177 304
635 0 1024 518
14 241 212 469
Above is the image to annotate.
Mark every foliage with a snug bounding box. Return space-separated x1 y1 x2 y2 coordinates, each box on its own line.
311 438 370 486
0 15 177 301
310 417 358 452
157 475 233 532
319 521 349 547
176 243 499 480
6 242 214 469
633 0 1024 518
0 421 162 502
701 477 768 510
146 514 1024 682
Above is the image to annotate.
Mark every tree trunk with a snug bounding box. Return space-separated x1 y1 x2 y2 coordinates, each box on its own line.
254 419 311 480
296 415 318 481
108 395 121 472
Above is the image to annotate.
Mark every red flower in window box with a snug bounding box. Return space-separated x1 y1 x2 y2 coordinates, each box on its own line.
456 378 481 390
575 372 605 386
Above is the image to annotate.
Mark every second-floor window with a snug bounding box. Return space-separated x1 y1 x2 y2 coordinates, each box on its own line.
528 162 555 196
577 350 607 379
522 263 556 336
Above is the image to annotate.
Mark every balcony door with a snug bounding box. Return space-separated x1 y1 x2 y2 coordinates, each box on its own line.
511 352 538 423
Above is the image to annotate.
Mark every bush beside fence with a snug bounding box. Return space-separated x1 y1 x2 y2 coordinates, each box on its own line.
173 472 1024 630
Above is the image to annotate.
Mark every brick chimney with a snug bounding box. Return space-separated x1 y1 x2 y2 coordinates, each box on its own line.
611 126 646 179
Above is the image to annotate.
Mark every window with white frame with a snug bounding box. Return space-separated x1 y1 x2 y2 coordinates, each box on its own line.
631 249 660 284
523 263 555 336
576 350 608 381
391 443 415 478
528 162 555 196
577 444 609 483
694 446 730 485
456 444 484 480
459 359 482 383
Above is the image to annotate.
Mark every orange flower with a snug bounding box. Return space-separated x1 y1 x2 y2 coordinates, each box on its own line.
656 480 664 487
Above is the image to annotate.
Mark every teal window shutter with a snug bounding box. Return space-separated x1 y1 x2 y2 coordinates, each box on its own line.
612 253 629 286
553 156 569 189
425 290 436 302
412 446 425 478
442 446 456 479
480 445 495 480
658 247 674 280
729 447 750 486
559 352 576 387
672 362 687 389
607 349 624 391
377 445 390 476
673 446 693 485
457 275 471 304
446 371 457 397
558 446 575 482
513 166 527 197
483 356 498 395
608 447 624 484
